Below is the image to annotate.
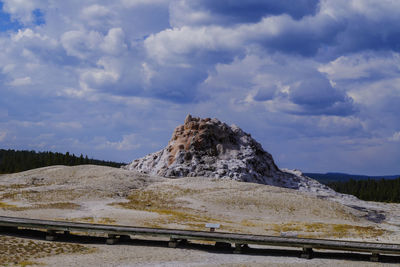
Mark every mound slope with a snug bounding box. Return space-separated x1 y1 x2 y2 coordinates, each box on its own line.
124 115 333 194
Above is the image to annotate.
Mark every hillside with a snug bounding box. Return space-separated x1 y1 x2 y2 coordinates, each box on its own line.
125 115 334 195
305 172 400 184
1 165 400 266
0 149 124 174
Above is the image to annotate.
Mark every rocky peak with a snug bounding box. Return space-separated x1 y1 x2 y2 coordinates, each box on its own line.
124 115 336 193
167 114 263 165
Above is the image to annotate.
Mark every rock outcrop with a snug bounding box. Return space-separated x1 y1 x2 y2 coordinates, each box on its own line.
124 115 335 193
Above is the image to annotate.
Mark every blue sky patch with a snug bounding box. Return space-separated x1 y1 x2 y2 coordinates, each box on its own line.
0 2 22 32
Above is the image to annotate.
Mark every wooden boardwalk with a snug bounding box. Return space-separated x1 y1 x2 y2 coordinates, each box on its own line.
1 215 400 261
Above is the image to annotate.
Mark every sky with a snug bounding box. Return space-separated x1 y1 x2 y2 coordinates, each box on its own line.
0 0 399 175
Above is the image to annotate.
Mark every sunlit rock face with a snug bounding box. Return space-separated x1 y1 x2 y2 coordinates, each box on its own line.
124 115 335 193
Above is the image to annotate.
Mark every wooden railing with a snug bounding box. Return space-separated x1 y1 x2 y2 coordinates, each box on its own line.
1 215 399 262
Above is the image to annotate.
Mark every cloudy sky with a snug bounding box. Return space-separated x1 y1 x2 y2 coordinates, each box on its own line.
1 0 399 175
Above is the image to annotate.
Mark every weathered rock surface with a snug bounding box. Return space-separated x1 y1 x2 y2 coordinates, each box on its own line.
124 115 335 193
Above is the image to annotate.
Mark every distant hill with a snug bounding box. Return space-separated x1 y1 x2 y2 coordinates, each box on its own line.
305 172 400 184
0 149 125 174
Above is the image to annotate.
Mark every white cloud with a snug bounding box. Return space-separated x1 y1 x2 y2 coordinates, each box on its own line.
100 28 127 55
389 132 400 142
80 57 121 91
81 4 110 18
55 122 82 130
120 0 169 8
99 134 142 151
80 4 115 29
319 52 400 81
61 28 127 60
8 76 32 86
61 30 102 59
1 0 41 24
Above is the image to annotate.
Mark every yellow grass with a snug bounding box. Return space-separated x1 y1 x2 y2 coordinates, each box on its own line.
0 201 81 211
0 201 18 209
267 222 385 239
69 217 117 224
0 236 94 266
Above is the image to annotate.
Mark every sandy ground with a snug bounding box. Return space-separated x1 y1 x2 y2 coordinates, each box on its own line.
1 165 400 266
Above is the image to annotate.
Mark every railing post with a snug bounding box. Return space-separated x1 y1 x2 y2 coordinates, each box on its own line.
168 238 188 248
45 230 57 241
233 243 248 254
215 242 231 249
301 247 313 259
106 234 118 245
370 252 380 262
168 238 178 248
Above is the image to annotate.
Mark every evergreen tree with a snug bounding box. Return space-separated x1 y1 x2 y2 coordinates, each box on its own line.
0 149 125 174
328 177 400 203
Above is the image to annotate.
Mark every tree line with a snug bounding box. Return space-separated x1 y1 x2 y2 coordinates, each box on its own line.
328 178 400 203
0 149 125 174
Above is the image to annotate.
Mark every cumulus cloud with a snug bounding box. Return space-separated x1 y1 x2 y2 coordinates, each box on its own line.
80 4 112 28
286 76 355 116
80 57 121 92
319 52 400 81
202 54 356 116
61 30 102 59
1 0 42 24
0 0 400 174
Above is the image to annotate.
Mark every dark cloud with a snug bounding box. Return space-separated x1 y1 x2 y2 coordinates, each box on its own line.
189 0 320 24
145 65 208 103
253 86 278 101
288 76 356 116
334 19 400 55
259 15 346 56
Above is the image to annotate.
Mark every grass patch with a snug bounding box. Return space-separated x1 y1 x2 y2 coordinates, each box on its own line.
33 202 81 210
240 219 259 227
18 261 44 266
1 189 86 203
113 187 231 230
0 236 94 266
0 184 34 190
70 217 117 224
0 201 81 211
0 201 18 209
114 187 202 211
140 208 235 231
267 222 385 239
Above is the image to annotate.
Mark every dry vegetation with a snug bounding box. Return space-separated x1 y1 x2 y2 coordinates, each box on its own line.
110 180 386 239
0 166 396 245
0 188 110 203
0 201 81 212
68 217 117 224
268 222 385 239
113 187 224 230
0 236 93 266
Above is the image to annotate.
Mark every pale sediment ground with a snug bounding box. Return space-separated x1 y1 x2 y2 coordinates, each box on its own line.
1 165 400 266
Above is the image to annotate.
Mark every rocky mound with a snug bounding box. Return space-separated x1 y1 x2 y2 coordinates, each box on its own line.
124 115 334 193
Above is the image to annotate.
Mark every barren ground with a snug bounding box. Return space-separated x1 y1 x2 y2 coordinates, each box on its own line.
1 165 399 266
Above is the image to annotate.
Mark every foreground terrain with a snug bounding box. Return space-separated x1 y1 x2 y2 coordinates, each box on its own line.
1 165 400 266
